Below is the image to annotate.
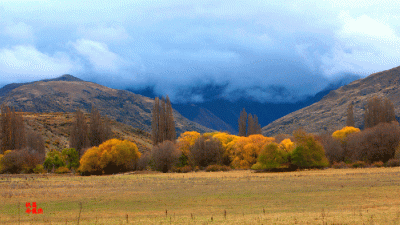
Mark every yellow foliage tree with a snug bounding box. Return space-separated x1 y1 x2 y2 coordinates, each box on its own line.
78 139 141 175
332 126 360 142
228 134 275 169
176 131 201 156
279 138 295 153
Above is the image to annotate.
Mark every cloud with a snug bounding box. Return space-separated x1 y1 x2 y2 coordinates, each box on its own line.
1 1 400 103
77 25 130 43
0 45 78 82
320 12 400 77
3 22 34 40
71 39 124 73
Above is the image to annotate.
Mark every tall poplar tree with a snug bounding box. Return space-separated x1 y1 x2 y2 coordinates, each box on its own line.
1 105 25 153
69 109 89 158
364 96 396 128
346 102 355 127
151 96 176 145
89 106 112 147
238 108 247 137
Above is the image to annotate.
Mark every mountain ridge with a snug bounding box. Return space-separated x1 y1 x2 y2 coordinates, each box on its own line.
0 75 213 136
262 66 400 136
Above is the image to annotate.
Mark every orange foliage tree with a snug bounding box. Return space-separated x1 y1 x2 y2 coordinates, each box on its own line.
227 134 275 169
78 139 141 175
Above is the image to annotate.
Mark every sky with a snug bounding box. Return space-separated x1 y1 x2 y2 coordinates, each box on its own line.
1 0 400 103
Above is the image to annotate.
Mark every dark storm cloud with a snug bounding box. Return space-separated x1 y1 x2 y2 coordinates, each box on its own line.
1 0 400 102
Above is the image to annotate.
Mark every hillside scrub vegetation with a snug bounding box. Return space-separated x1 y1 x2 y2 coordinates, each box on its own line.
78 139 141 175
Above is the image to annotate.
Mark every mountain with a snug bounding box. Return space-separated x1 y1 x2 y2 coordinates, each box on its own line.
0 75 213 136
147 74 361 134
262 66 400 136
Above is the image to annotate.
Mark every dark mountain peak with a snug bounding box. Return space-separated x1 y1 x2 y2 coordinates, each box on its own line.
42 74 84 82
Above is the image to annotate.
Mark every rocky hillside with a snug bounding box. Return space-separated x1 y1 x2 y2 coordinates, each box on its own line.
0 75 213 136
262 66 400 136
21 112 152 153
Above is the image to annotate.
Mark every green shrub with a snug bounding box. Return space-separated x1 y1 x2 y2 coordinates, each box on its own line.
251 143 288 170
385 159 400 167
205 164 231 172
55 166 70 174
33 165 46 174
61 148 79 170
291 131 329 168
43 150 65 172
351 161 367 168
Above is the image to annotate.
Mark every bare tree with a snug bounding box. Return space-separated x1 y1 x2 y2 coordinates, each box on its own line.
69 109 89 158
151 96 176 145
364 96 396 128
26 129 45 162
346 102 355 127
253 115 262 134
238 108 247 136
89 107 112 147
151 97 160 145
247 114 254 136
1 105 26 153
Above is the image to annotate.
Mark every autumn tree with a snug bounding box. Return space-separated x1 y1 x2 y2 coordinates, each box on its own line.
176 131 201 157
89 107 112 147
1 105 26 153
227 134 275 169
78 139 141 175
151 96 176 145
346 102 355 127
364 96 396 129
69 109 89 158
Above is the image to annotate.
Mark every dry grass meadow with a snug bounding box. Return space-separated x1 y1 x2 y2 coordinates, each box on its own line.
1 167 400 224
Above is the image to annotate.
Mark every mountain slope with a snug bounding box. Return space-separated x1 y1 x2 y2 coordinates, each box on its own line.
0 75 213 135
22 112 152 153
168 74 361 134
262 66 400 136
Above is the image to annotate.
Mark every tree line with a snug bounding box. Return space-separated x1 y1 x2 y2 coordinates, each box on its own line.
0 105 112 173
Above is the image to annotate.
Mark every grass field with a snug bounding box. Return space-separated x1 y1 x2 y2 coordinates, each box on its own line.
1 167 400 224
